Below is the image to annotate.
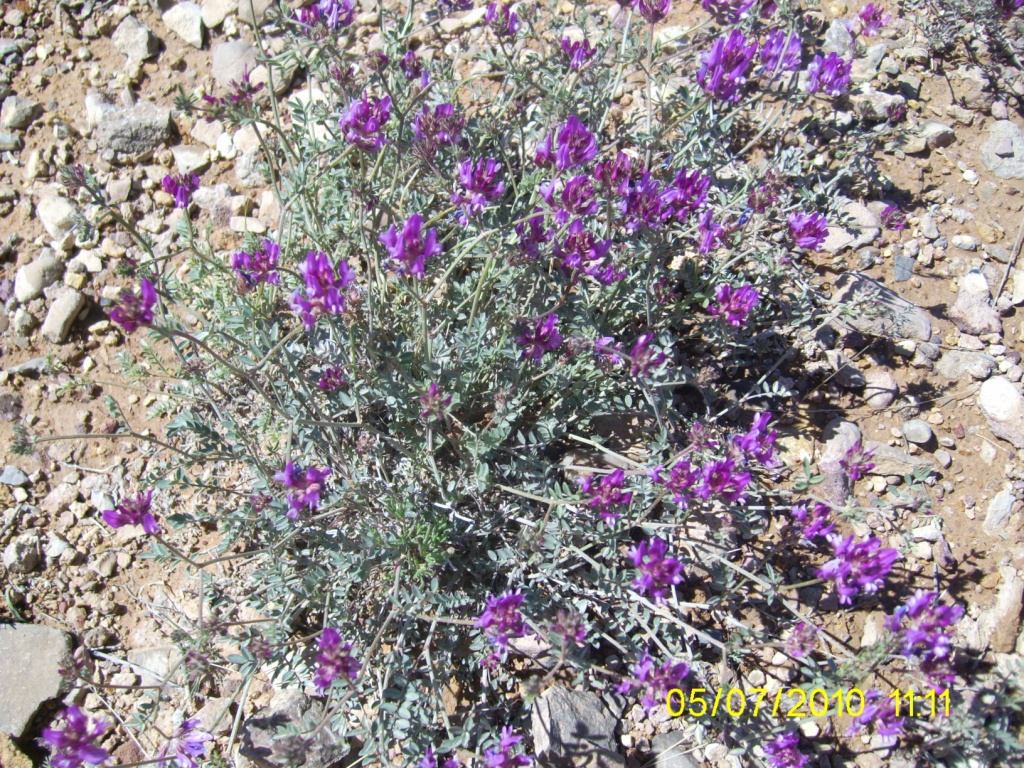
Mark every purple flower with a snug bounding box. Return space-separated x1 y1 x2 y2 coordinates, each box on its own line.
616 651 690 711
547 609 587 648
759 27 801 73
110 278 158 332
401 50 424 81
477 590 526 649
763 731 808 768
541 175 599 226
514 315 563 362
561 37 597 69
787 211 828 249
515 209 550 261
628 537 684 604
880 204 907 230
846 689 904 746
485 3 520 36
317 366 346 392
806 52 851 97
734 411 778 465
102 490 160 535
290 251 355 328
156 718 213 768
783 621 818 658
620 172 671 233
483 727 532 768
533 131 554 168
453 158 505 225
840 440 875 482
162 173 200 209
314 628 360 690
412 103 465 157
594 151 633 195
707 284 759 326
295 5 322 25
649 460 699 507
274 461 331 520
697 209 725 253
579 469 632 524
41 706 110 768
816 534 899 605
232 239 281 288
594 336 624 367
636 0 671 23
665 167 711 220
340 91 391 151
697 30 759 103
853 4 890 37
319 0 355 29
419 382 452 420
702 0 759 21
885 590 963 689
789 502 835 541
380 214 443 278
747 180 779 213
696 457 751 502
554 115 598 172
627 333 667 377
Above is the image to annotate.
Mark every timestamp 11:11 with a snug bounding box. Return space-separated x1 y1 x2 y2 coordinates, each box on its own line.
889 688 950 717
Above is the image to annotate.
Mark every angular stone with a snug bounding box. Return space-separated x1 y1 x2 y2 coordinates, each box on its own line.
212 40 258 89
980 121 1024 179
86 91 172 153
36 195 78 240
823 18 854 58
948 269 1001 336
41 290 86 343
651 734 700 768
917 120 956 149
112 16 157 61
237 0 273 26
862 442 934 477
170 144 209 174
979 376 1024 448
818 419 861 505
14 249 63 303
237 689 348 768
0 95 39 130
831 272 932 342
935 350 996 380
0 465 28 485
825 349 866 388
984 487 1016 533
0 624 73 737
127 647 181 687
974 567 1023 652
202 0 236 27
532 687 623 768
3 533 40 573
163 2 205 48
850 90 905 123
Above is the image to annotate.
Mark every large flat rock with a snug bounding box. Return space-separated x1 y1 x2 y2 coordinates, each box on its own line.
0 624 73 737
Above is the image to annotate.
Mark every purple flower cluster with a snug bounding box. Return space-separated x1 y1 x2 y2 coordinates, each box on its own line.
485 3 520 37
401 50 426 84
707 284 759 326
320 0 355 29
42 706 110 768
816 534 899 605
547 609 587 648
840 440 875 482
535 116 598 172
291 251 355 328
696 457 751 502
595 151 634 195
413 103 465 158
102 490 160 535
453 158 506 225
477 590 526 650
620 172 671 234
734 412 778 465
885 590 963 689
340 91 391 151
541 175 599 226
317 365 346 392
697 209 725 253
627 333 667 377
759 27 801 73
666 167 711 221
789 502 834 541
648 460 698 506
806 52 852 97
554 219 617 282
617 651 690 712
274 461 331 520
697 30 759 103
483 727 532 768
846 689 904 745
635 0 671 24
156 718 214 768
421 746 462 768
380 214 443 278
515 209 550 261
561 37 597 69
787 211 828 249
763 731 808 768
162 173 200 209
880 204 907 230
783 621 818 658
578 469 632 524
628 537 684 603
110 278 158 332
515 315 562 362
419 382 452 421
853 3 890 37
314 628 360 690
232 239 281 288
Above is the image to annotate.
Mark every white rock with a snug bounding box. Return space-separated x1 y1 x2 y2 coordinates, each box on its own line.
112 16 157 61
170 143 210 174
211 39 257 89
0 624 73 738
984 486 1017 533
202 0 236 27
14 250 63 303
36 194 78 240
229 216 266 234
979 376 1024 448
163 2 205 48
948 269 1001 336
41 290 86 343
190 117 224 148
0 95 39 130
215 131 236 159
237 0 273 26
